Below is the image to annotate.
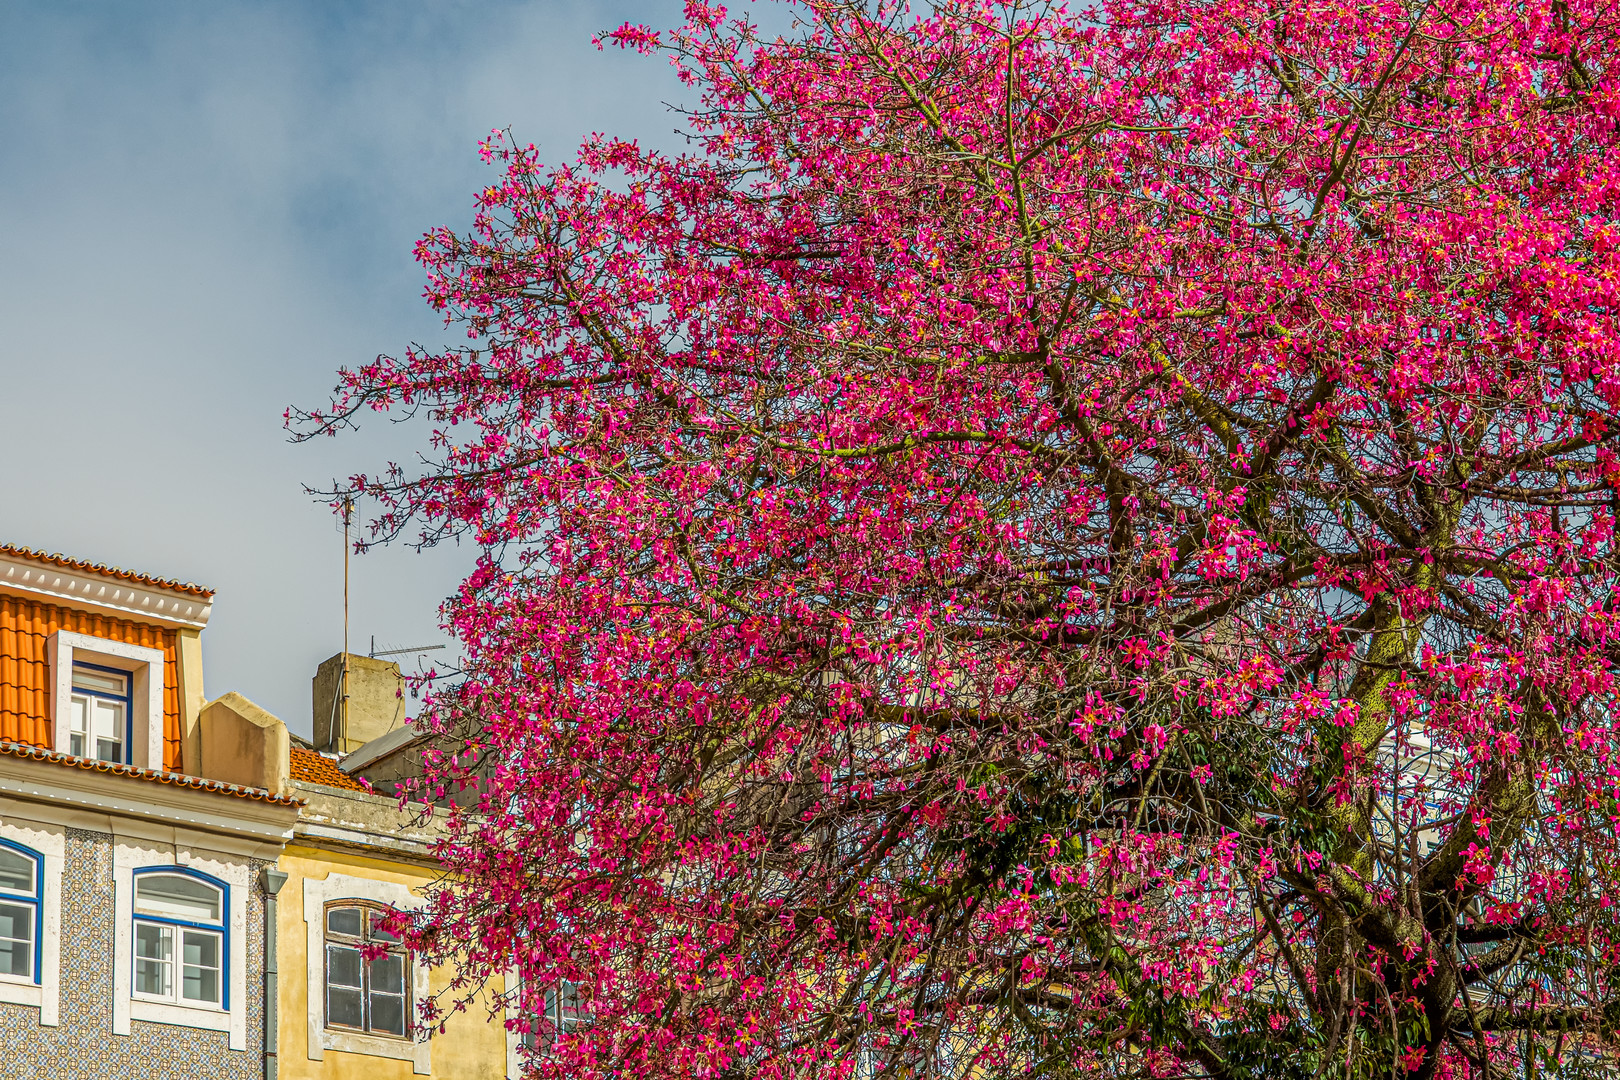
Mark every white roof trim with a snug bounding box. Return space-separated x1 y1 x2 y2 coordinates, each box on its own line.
0 552 212 629
0 754 297 842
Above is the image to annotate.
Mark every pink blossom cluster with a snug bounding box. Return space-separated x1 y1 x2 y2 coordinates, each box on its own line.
296 0 1620 1076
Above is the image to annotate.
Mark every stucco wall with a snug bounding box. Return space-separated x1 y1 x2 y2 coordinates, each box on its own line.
276 846 509 1080
0 827 263 1079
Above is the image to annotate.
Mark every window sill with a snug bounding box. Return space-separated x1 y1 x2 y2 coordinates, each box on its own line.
327 1024 412 1043
322 1026 430 1070
0 977 42 1009
130 997 231 1033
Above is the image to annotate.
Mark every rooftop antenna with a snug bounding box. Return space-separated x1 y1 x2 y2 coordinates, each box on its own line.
324 497 354 753
343 496 351 659
368 637 447 660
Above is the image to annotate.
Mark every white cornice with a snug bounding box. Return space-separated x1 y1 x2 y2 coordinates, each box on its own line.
0 755 297 843
0 552 212 629
288 780 441 863
291 821 438 863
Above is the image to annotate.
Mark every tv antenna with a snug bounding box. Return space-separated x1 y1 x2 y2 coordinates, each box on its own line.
369 637 447 660
323 497 355 752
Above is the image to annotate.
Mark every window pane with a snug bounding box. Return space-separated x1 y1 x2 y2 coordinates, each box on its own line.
0 902 32 977
546 980 581 1019
73 667 128 695
182 930 220 1004
135 874 221 923
0 902 33 944
183 964 219 1004
369 952 404 994
93 699 124 762
328 986 363 1029
182 928 218 968
135 922 172 960
69 697 87 757
326 906 363 937
369 992 406 1036
0 849 33 894
543 980 587 1037
135 959 168 995
135 923 172 996
367 908 400 941
0 939 27 978
326 944 362 988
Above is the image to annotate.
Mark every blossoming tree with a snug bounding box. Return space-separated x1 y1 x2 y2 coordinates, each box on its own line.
296 0 1620 1075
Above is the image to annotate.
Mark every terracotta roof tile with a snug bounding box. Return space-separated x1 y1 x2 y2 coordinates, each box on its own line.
0 739 303 806
289 746 371 792
0 544 213 598
0 595 184 770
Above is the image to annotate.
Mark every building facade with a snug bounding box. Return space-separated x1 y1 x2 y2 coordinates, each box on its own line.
0 544 525 1079
0 545 299 1078
272 740 514 1079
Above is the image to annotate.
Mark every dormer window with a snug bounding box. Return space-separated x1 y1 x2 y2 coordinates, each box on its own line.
69 664 131 763
47 631 165 772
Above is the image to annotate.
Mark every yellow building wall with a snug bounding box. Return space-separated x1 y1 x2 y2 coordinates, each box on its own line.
277 845 510 1080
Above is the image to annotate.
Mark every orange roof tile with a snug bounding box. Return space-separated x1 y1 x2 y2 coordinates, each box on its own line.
0 739 304 806
0 544 213 598
0 594 184 770
289 746 371 792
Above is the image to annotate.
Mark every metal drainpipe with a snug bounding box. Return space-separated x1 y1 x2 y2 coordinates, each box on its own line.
261 868 289 1080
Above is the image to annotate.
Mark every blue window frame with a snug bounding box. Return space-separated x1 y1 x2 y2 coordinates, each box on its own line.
131 867 228 1009
0 838 42 985
68 661 134 764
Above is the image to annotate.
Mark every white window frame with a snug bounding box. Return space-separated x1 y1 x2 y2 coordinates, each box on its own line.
130 869 228 1010
303 872 430 1074
506 971 589 1076
67 663 131 763
112 839 249 1050
0 817 63 1025
505 969 524 1079
48 631 165 771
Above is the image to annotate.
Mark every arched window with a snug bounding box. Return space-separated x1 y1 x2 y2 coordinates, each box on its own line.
324 901 408 1038
0 840 41 984
132 869 227 1008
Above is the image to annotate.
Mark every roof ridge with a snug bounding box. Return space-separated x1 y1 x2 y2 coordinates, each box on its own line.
0 544 214 598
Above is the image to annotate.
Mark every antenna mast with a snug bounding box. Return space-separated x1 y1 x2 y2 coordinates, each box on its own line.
342 497 352 749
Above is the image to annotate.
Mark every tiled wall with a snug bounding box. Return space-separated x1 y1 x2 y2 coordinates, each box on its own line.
0 828 263 1079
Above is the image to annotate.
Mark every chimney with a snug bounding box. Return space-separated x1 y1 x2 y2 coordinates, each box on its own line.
312 652 406 754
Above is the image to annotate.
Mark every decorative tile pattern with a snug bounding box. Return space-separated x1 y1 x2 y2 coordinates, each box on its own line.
0 828 263 1079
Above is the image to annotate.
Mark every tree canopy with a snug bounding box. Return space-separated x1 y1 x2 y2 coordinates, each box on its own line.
297 0 1620 1076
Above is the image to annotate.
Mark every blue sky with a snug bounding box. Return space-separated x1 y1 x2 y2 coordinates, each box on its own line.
0 0 693 735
